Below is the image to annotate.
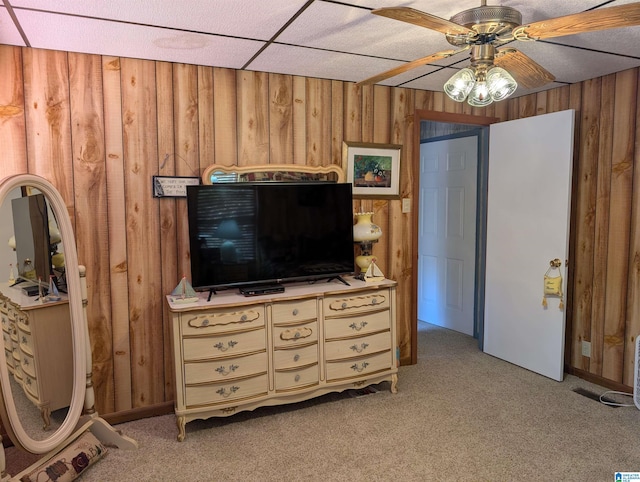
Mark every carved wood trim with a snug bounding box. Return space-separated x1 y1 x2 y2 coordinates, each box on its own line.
201 164 346 184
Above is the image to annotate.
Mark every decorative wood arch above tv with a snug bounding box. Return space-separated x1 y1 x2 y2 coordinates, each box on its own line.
201 164 345 185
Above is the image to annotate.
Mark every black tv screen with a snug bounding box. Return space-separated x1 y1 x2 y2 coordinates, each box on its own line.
187 182 355 291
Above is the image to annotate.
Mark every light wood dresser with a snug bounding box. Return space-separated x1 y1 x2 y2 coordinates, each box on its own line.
0 283 73 429
167 277 398 441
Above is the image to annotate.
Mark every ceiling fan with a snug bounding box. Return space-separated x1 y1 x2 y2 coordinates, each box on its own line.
357 1 640 105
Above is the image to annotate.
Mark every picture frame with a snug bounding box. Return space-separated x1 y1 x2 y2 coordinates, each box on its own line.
342 141 402 198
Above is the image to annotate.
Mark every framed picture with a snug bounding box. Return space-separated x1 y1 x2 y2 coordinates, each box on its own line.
342 141 402 198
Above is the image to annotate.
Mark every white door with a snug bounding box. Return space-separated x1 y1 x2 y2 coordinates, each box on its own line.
418 135 477 336
483 109 574 381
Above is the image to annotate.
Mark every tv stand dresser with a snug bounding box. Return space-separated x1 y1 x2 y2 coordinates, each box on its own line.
167 277 397 441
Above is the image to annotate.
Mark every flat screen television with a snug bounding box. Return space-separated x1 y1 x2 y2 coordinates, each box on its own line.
187 182 355 293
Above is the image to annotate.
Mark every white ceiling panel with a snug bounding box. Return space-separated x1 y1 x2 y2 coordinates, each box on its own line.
249 43 405 84
9 0 310 40
1 0 639 98
0 7 25 46
12 10 264 68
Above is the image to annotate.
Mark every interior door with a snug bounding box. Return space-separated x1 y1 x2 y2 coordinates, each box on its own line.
418 135 478 336
483 110 574 381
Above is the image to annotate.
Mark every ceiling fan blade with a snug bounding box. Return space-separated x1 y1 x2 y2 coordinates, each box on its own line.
515 2 640 40
372 7 474 36
495 48 555 89
356 48 467 87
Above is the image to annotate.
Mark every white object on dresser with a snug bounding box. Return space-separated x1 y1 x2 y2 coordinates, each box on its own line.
167 277 398 441
0 283 73 430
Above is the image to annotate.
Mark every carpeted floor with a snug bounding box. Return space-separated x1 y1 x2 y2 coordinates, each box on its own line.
5 322 640 481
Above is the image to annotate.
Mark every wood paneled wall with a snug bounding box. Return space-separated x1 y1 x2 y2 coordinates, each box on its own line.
1 44 638 415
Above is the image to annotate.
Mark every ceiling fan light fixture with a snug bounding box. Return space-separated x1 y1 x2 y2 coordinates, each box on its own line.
444 68 476 102
486 66 518 101
467 81 493 107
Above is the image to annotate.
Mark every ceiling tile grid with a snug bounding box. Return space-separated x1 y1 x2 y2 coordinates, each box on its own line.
0 0 639 98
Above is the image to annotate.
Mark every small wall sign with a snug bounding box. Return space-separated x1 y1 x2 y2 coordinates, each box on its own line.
152 176 200 198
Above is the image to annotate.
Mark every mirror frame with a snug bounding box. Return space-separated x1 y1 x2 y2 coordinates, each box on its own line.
0 174 86 454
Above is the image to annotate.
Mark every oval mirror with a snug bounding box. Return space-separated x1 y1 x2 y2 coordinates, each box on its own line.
0 174 85 455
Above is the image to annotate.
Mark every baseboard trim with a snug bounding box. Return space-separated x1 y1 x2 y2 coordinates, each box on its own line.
101 401 175 426
566 366 632 394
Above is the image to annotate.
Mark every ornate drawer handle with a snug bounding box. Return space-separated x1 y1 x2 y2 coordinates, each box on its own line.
350 343 369 353
215 364 239 376
292 309 299 316
341 302 347 309
293 354 300 362
280 327 312 341
213 340 238 352
348 321 368 331
350 362 370 373
216 386 239 398
371 298 378 305
294 374 301 382
188 311 258 329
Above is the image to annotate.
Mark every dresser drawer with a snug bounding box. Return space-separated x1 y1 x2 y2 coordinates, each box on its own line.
324 309 390 340
4 348 14 370
273 320 318 348
20 350 36 378
185 373 268 407
273 343 318 370
271 299 317 323
184 351 267 385
181 306 265 335
18 330 34 356
22 372 39 400
274 363 319 390
326 350 392 382
324 289 389 316
183 328 265 361
325 331 391 361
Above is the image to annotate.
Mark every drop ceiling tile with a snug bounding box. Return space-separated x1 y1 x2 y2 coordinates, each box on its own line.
277 1 451 62
248 43 408 84
13 10 263 68
513 41 640 83
10 0 309 40
0 7 26 46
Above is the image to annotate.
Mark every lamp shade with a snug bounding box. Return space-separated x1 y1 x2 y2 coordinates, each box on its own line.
444 68 476 103
487 67 518 101
353 212 382 242
467 81 493 107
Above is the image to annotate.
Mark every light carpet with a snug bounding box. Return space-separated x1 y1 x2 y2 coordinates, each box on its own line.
5 322 640 481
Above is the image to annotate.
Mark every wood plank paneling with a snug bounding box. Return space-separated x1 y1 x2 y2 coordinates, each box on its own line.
213 67 237 166
571 78 600 371
237 71 269 166
306 78 331 166
602 70 637 382
120 58 164 408
156 61 177 403
0 46 27 174
103 56 131 412
68 53 112 412
269 73 294 165
22 49 74 208
3 46 640 417
591 74 616 377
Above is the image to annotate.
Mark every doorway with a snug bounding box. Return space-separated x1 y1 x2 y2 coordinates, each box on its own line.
410 111 497 363
418 126 487 339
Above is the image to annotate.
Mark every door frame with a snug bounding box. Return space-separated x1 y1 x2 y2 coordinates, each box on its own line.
410 110 498 363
